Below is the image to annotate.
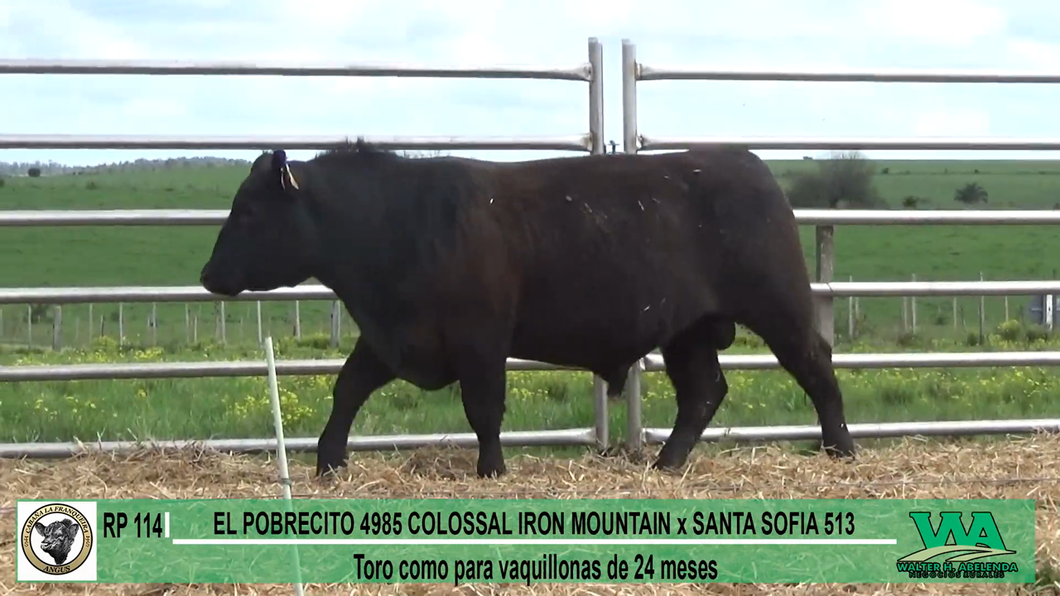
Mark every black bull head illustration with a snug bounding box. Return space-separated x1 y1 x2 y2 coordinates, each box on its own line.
34 518 80 565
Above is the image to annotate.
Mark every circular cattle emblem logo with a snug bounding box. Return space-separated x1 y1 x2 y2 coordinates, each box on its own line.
20 503 94 575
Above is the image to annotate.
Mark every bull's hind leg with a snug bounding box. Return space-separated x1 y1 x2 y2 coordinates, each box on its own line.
455 351 509 478
653 317 731 471
739 310 855 459
317 338 396 477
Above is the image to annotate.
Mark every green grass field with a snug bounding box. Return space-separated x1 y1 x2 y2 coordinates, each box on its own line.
3 158 1060 349
2 328 1059 451
2 157 1060 451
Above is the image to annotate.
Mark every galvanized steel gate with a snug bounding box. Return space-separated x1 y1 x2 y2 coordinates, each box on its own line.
1 38 1060 459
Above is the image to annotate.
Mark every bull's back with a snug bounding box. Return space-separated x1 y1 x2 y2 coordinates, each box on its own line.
469 148 795 363
493 147 794 292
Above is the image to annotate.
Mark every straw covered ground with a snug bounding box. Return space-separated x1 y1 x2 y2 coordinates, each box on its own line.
1 435 1058 596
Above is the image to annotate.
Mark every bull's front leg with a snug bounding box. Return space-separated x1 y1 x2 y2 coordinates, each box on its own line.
316 338 395 477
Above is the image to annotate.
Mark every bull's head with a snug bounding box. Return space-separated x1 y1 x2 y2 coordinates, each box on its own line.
34 518 80 565
200 150 320 296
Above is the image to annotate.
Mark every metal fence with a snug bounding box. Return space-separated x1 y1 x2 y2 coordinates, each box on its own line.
3 39 1060 459
0 38 613 457
618 38 1060 449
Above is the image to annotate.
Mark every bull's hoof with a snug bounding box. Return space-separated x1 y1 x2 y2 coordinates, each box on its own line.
476 457 507 479
823 443 856 460
650 452 688 473
650 459 685 473
315 459 347 480
652 440 693 472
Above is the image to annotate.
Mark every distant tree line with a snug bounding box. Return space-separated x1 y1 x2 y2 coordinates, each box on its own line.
0 149 455 178
0 156 253 177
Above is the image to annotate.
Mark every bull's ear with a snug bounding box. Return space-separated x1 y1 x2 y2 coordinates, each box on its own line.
65 519 80 538
250 151 271 172
272 149 300 193
33 522 46 536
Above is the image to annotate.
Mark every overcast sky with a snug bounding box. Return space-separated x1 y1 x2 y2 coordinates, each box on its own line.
2 0 1060 166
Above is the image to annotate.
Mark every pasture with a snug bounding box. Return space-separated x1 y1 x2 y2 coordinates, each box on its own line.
3 158 1060 593
4 157 1060 448
3 158 1060 350
3 331 1060 450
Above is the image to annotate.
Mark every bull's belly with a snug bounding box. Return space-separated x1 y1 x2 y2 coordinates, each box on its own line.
508 310 687 371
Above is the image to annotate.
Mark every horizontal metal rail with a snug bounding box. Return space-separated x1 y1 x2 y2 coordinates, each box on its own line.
0 134 592 151
0 285 336 304
636 66 1060 84
0 428 599 459
2 419 1056 459
640 352 1060 370
817 280 1060 297
0 209 231 227
792 210 1060 225
4 351 1060 383
641 418 1060 445
640 136 1060 152
0 358 575 382
5 280 1060 305
2 418 1055 459
0 59 592 81
5 209 1060 228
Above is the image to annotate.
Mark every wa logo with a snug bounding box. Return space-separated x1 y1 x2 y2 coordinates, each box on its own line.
896 511 1018 580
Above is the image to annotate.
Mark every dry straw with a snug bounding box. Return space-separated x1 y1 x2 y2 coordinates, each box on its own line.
0 433 1057 596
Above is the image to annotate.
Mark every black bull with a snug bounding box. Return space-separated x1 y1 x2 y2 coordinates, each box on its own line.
199 141 855 478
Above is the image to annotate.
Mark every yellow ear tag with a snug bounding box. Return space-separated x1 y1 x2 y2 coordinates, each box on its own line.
281 163 300 190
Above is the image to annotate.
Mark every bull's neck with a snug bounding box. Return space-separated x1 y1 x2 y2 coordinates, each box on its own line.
303 186 389 305
302 158 432 313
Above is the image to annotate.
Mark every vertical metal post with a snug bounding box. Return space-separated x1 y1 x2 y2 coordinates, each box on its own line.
847 275 854 341
150 302 157 346
588 36 608 452
622 38 644 452
87 304 93 341
978 272 986 343
256 300 263 346
330 301 339 348
118 303 124 346
815 226 835 347
336 301 342 342
621 40 639 156
294 300 301 339
587 37 605 155
52 306 62 351
911 274 917 332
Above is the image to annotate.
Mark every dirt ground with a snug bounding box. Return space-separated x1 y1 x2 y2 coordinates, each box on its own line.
0 435 1057 596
